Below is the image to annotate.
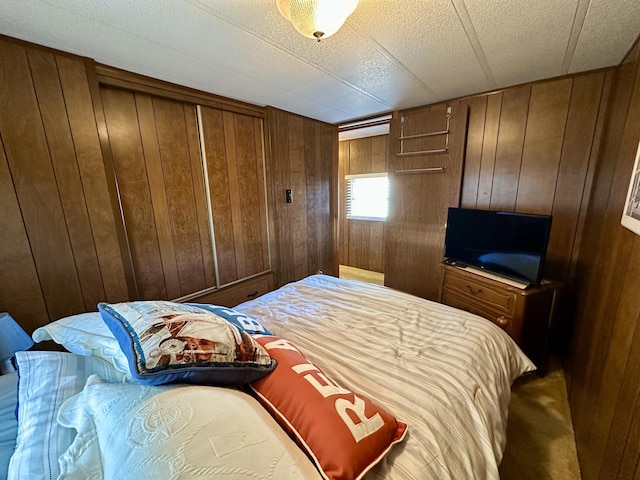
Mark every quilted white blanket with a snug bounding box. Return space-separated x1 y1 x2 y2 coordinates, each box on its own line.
235 274 535 480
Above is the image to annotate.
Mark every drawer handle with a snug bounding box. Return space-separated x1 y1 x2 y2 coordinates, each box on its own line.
495 315 509 328
466 285 483 295
246 291 259 298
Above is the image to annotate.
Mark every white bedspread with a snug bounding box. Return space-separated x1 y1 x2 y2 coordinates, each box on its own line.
235 274 535 480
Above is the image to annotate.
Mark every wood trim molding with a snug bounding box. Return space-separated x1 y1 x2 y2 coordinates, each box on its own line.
331 122 340 277
95 64 266 118
263 107 279 283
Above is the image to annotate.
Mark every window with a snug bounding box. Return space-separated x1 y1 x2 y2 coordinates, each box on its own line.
345 173 389 221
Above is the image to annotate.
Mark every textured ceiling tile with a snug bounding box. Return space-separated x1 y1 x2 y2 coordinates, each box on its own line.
189 1 438 111
0 0 388 121
463 0 577 88
348 0 493 101
569 0 640 72
0 0 639 123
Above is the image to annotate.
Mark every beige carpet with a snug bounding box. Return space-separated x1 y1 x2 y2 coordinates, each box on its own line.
499 358 581 479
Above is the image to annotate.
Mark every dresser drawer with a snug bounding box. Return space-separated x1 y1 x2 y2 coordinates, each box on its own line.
442 289 512 333
443 270 517 315
187 273 274 307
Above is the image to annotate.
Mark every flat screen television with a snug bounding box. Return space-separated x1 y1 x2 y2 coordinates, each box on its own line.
443 207 552 286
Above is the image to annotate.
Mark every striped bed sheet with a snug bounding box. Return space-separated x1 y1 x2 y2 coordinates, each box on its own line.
235 274 535 480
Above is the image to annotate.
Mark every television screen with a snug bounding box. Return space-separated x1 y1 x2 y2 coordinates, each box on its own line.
443 208 552 286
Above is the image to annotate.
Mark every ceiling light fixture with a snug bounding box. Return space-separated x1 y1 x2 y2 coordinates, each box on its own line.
276 0 358 42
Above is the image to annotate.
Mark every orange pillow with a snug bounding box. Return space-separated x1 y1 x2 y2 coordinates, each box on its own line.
250 336 407 480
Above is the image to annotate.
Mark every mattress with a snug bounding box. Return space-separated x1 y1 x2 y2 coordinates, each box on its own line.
234 274 535 479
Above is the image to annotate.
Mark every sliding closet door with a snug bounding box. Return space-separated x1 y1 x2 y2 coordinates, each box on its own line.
199 106 270 286
384 103 468 300
101 87 215 300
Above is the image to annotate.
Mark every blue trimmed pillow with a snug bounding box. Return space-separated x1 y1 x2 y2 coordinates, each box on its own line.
186 303 273 335
98 301 276 386
0 371 18 478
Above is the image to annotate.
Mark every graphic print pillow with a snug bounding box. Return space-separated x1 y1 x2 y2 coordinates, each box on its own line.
250 336 408 480
98 301 276 386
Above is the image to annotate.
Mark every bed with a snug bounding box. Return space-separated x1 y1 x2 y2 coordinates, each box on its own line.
2 274 534 480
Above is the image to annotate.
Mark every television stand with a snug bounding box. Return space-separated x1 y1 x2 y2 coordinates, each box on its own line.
440 264 561 375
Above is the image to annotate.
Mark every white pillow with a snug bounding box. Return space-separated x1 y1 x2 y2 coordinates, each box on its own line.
7 352 126 480
57 376 322 480
32 312 129 373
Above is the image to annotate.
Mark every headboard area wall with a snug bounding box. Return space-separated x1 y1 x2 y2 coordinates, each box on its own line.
0 36 130 333
0 35 338 334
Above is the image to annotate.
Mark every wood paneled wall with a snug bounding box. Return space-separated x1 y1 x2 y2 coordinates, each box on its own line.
453 58 640 479
566 38 640 480
338 135 388 273
267 107 337 287
458 71 614 352
385 102 468 300
0 37 129 332
461 71 612 285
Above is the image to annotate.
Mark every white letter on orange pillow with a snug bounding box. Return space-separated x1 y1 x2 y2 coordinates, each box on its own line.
292 363 350 398
263 338 300 352
335 395 384 442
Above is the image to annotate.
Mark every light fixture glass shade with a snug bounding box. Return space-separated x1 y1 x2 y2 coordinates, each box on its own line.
0 312 34 374
276 0 358 40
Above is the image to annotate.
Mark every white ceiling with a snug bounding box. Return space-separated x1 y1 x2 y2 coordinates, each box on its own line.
1 0 639 125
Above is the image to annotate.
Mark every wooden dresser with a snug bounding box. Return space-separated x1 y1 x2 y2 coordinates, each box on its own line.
440 264 560 375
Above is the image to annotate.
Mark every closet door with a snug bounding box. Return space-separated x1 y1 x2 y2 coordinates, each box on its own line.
101 87 215 300
384 103 468 301
199 106 270 286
